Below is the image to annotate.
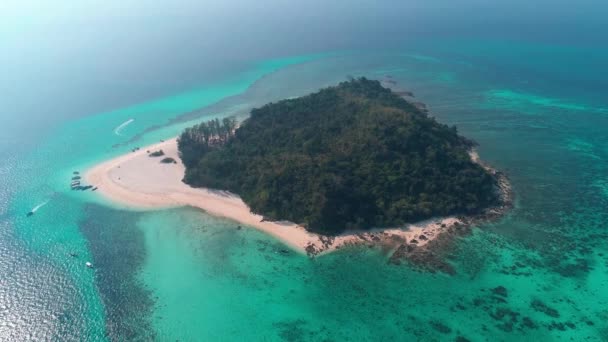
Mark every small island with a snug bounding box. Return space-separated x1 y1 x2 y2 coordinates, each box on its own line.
86 78 511 268
178 78 500 234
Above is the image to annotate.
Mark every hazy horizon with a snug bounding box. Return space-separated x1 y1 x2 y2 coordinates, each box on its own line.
2 0 606 136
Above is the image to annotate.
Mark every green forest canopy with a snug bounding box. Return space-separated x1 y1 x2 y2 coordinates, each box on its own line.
178 78 498 234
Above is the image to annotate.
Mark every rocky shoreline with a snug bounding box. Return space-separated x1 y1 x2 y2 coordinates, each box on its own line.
389 168 513 274
302 153 514 275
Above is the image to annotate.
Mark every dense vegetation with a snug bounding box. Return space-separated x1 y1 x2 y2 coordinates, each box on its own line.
178 78 498 234
178 117 237 167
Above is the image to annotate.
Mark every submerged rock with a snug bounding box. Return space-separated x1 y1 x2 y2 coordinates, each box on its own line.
160 157 176 164
491 286 508 298
429 320 451 334
149 150 165 157
530 299 560 318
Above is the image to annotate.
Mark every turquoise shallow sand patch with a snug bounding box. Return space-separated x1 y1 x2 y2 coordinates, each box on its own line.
401 53 441 63
565 138 601 160
434 71 457 84
482 89 608 115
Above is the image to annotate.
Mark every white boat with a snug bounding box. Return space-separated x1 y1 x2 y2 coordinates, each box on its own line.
86 262 93 268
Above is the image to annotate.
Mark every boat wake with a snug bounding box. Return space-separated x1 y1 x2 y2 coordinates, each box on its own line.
31 200 50 213
113 119 135 136
27 199 50 216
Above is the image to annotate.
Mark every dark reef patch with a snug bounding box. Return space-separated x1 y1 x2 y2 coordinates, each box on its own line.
491 286 508 298
468 287 552 334
530 299 560 318
79 204 156 341
429 320 452 334
272 319 330 342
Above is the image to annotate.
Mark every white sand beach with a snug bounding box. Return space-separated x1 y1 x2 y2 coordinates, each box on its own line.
86 138 459 254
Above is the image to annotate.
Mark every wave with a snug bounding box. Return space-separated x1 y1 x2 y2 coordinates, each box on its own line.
113 119 135 136
31 199 50 213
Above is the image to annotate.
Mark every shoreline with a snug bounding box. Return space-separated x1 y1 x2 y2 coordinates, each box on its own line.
86 138 493 257
390 158 514 273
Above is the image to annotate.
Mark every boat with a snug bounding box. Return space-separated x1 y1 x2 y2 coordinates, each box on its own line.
26 211 34 217
69 252 78 257
86 262 93 268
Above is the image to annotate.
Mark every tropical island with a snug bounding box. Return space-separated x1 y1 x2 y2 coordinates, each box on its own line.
86 78 511 266
178 78 499 234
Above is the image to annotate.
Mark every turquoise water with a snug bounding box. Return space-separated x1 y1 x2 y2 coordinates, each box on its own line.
2 41 608 341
